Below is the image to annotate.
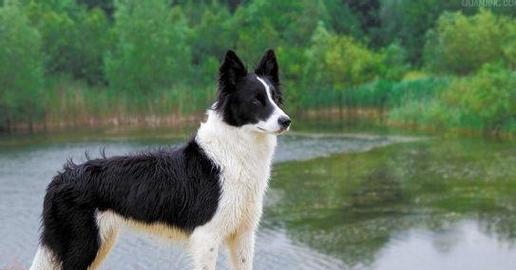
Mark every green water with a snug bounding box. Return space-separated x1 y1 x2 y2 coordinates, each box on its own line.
266 137 516 269
0 123 515 269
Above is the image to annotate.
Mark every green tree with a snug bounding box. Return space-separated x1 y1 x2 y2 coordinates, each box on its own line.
305 24 384 90
323 0 362 37
26 0 111 83
443 64 516 132
231 0 333 60
424 10 514 75
77 0 115 18
378 0 464 64
189 4 234 65
188 4 235 86
0 2 44 131
105 0 191 98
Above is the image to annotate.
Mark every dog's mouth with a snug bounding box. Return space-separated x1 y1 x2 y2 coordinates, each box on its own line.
276 126 289 134
257 126 289 135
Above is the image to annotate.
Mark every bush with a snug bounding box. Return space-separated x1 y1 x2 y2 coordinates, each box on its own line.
390 64 516 133
0 3 44 130
443 64 515 132
424 9 515 75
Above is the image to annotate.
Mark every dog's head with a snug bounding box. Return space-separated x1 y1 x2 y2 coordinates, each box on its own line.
214 49 291 135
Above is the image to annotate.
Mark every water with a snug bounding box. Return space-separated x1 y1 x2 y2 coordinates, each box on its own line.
0 126 515 270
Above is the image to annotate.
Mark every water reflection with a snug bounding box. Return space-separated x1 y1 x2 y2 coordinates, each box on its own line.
267 138 516 269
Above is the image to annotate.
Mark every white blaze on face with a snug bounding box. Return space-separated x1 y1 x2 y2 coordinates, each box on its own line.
255 76 289 133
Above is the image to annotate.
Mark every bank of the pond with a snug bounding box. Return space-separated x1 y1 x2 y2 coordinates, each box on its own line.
1 113 203 135
298 108 515 139
298 69 515 137
2 108 514 140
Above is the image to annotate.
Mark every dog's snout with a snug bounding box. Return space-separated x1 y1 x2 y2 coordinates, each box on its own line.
278 116 291 128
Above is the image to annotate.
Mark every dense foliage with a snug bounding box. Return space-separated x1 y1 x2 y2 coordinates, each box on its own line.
0 3 43 131
0 0 514 134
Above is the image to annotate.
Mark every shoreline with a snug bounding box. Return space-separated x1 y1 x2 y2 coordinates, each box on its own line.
1 108 514 140
1 113 204 135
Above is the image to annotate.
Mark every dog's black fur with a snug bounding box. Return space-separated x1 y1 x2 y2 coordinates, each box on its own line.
215 49 282 127
41 141 221 269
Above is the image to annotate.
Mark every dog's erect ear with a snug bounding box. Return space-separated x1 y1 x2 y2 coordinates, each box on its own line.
255 49 279 85
219 50 247 90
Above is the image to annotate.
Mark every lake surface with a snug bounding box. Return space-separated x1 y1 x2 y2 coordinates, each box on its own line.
0 125 515 270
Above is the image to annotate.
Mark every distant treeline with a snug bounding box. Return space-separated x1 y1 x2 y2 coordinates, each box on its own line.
0 0 514 133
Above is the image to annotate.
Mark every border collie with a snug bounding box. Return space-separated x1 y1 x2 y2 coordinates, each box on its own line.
30 49 290 270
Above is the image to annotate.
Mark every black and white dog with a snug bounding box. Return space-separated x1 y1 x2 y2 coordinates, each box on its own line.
30 49 290 270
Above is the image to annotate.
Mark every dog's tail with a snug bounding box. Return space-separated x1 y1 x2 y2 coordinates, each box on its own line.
30 166 107 270
30 172 68 270
29 245 61 270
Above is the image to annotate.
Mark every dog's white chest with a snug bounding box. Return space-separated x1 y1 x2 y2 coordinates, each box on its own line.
195 111 277 235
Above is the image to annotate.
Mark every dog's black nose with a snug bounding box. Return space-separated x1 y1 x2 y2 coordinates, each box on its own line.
278 117 291 128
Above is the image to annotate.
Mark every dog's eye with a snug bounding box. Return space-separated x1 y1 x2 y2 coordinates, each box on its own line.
252 95 265 106
272 93 281 104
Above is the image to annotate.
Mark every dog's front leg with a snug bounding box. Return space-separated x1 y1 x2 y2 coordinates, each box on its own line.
189 228 221 270
227 230 256 270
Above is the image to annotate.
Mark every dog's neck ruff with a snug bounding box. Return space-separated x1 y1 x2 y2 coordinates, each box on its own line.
196 109 277 185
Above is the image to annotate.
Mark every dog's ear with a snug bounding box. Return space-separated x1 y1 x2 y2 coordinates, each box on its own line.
219 50 247 90
255 49 279 85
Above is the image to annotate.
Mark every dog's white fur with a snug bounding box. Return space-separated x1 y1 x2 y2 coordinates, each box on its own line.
30 245 61 270
192 108 277 270
31 76 284 270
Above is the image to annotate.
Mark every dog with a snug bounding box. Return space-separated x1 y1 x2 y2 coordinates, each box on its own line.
29 49 290 270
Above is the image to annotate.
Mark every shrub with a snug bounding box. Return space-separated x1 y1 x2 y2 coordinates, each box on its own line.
424 9 515 75
390 64 516 133
443 64 515 132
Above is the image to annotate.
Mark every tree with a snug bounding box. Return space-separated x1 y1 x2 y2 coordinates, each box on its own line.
26 0 111 84
105 0 191 98
345 0 381 44
305 24 383 90
0 2 44 131
424 10 514 75
378 0 465 64
77 0 115 18
231 0 333 60
189 4 234 65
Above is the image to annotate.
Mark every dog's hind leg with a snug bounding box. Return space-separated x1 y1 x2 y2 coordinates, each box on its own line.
87 211 120 270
